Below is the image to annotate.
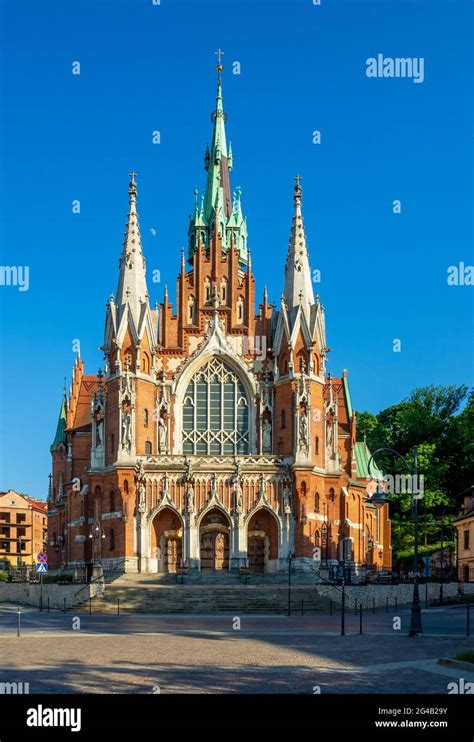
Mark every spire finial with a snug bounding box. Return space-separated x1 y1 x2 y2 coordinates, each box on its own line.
294 174 302 208
215 48 224 73
128 171 138 203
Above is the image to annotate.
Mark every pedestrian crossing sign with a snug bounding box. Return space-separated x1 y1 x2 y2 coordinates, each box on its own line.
36 562 48 574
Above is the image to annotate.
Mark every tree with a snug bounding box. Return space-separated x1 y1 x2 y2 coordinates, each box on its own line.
356 385 472 562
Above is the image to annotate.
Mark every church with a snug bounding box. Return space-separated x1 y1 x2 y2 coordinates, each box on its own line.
47 60 391 578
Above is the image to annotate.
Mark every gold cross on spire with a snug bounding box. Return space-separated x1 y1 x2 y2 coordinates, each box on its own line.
129 171 137 184
215 48 224 66
294 174 302 187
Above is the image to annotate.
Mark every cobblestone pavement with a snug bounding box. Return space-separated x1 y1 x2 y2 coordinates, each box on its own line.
0 606 473 693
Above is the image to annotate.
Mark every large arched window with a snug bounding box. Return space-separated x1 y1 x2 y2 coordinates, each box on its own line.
182 357 249 455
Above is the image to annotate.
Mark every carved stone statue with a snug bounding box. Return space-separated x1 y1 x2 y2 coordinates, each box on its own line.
122 410 131 449
158 415 167 453
234 477 243 513
262 418 272 454
283 485 292 514
299 410 308 444
326 417 334 453
186 484 195 513
95 408 104 447
138 481 146 514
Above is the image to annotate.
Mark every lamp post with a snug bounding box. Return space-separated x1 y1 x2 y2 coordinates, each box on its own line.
367 446 423 638
88 521 106 565
287 550 293 616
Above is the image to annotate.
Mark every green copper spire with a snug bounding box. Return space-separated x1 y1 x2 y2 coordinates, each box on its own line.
50 390 67 452
188 52 248 265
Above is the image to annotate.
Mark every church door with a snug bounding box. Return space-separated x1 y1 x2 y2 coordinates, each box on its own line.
200 531 229 571
248 536 265 573
165 537 182 573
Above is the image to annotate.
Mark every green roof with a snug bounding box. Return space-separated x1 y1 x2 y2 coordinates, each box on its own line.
354 441 384 480
50 393 67 452
342 374 353 419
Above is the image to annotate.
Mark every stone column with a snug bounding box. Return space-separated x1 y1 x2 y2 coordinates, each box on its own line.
230 513 245 570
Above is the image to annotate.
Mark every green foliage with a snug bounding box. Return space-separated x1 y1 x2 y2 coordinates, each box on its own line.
357 384 473 564
0 570 8 582
454 650 474 663
396 541 455 566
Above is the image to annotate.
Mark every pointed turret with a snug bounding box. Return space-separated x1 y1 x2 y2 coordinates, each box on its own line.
115 172 148 325
283 177 315 318
50 391 67 452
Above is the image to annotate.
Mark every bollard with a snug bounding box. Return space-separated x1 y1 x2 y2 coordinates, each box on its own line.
467 603 471 638
386 597 389 613
329 598 332 616
17 605 21 637
39 596 42 613
359 603 363 635
89 597 92 615
118 598 120 616
395 596 398 611
47 597 50 613
372 597 375 614
63 597 66 614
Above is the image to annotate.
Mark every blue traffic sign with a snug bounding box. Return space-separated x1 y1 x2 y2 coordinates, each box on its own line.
36 562 48 574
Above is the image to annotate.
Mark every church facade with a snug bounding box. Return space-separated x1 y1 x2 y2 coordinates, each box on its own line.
47 64 391 577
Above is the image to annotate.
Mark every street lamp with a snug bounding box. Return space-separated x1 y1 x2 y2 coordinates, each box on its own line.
367 446 423 637
88 521 106 565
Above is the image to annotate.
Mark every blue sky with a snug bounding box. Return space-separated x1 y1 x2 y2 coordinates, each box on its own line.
0 0 472 499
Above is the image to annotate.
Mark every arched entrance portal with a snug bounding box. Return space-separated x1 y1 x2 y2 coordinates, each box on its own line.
247 509 279 574
151 507 183 573
199 508 230 571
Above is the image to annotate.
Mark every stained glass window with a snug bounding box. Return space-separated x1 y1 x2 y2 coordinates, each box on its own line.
182 357 249 455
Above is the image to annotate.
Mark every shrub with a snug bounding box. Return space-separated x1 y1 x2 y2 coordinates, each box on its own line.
0 570 8 582
454 650 474 664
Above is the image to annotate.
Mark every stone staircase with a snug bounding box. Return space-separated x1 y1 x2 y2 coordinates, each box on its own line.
78 572 330 614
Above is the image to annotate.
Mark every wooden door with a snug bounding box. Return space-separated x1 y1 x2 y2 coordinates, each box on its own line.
165 537 182 573
248 536 265 573
214 532 227 571
200 533 214 571
200 531 229 571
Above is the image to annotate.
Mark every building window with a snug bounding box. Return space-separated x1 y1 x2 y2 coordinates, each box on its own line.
109 529 115 551
464 530 470 550
221 279 227 304
182 357 249 455
236 296 244 324
280 410 286 429
141 352 150 374
205 278 211 301
123 480 129 495
315 492 320 511
143 409 149 427
111 434 115 454
187 295 196 324
145 441 152 455
109 491 115 513
328 487 335 502
315 436 319 454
